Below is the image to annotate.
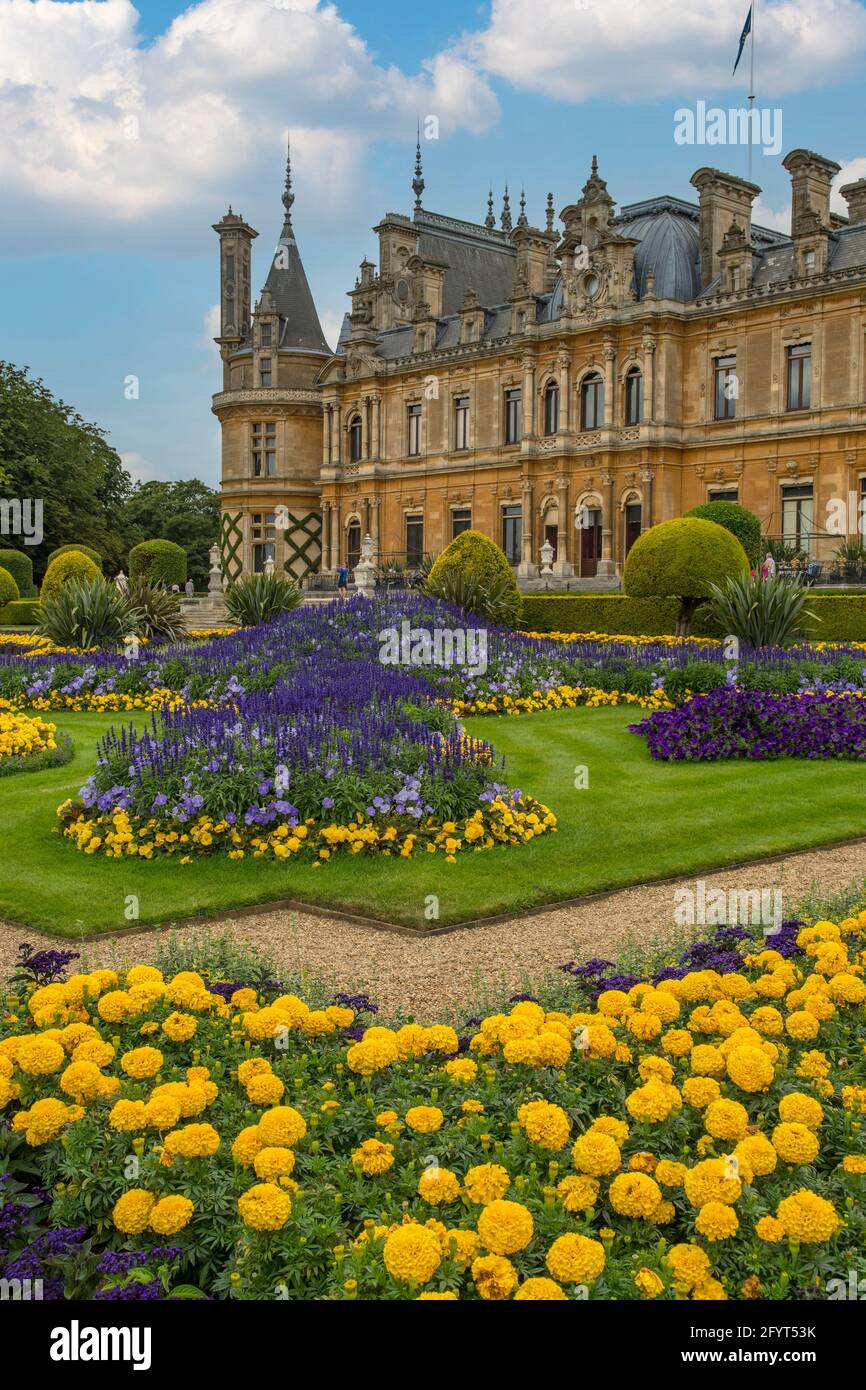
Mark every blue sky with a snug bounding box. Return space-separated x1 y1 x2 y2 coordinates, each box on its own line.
1 0 865 489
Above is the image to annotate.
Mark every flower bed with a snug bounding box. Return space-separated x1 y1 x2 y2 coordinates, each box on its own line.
631 688 866 761
1 911 865 1300
0 711 72 777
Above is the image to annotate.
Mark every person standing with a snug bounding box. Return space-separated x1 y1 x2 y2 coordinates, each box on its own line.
761 553 776 581
185 577 194 599
337 562 349 598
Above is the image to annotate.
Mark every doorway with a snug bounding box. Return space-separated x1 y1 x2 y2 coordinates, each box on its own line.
579 508 602 577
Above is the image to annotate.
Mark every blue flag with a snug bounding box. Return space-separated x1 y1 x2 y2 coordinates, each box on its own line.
733 4 753 74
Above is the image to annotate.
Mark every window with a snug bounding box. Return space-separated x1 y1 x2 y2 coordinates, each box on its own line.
406 513 424 567
252 512 276 572
781 483 814 549
624 367 642 426
504 388 522 444
454 396 470 451
259 358 272 387
501 503 522 565
348 415 362 463
346 521 361 570
625 502 642 557
804 250 816 274
859 477 866 542
252 422 276 477
580 373 604 430
451 507 472 538
710 489 739 503
714 355 737 420
260 322 272 348
543 380 559 436
407 402 422 456
787 343 811 411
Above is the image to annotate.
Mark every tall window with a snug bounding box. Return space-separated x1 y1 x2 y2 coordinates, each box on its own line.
543 379 559 436
624 367 643 426
501 503 522 565
781 483 814 549
504 388 522 444
252 422 276 477
787 343 811 411
252 512 276 571
580 373 604 430
714 355 737 419
804 250 816 274
454 396 470 451
259 358 272 388
260 322 272 348
348 415 362 463
624 502 642 557
406 513 424 567
407 403 422 456
451 506 472 538
346 521 361 570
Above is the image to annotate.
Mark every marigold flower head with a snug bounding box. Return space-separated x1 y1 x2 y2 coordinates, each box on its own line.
476 1199 533 1255
405 1106 444 1134
696 1201 739 1241
775 1189 839 1243
257 1105 306 1148
418 1167 461 1204
254 1146 297 1182
352 1138 395 1175
546 1232 605 1284
238 1182 292 1231
471 1253 517 1300
517 1099 570 1150
772 1122 820 1165
149 1194 194 1234
572 1131 621 1177
383 1223 442 1285
634 1267 664 1298
464 1163 510 1205
609 1172 662 1220
514 1277 567 1300
113 1188 156 1235
121 1046 164 1080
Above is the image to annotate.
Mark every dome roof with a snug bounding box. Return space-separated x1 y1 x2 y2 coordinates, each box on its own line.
615 197 702 301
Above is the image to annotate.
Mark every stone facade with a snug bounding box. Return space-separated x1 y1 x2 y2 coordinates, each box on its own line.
214 144 866 581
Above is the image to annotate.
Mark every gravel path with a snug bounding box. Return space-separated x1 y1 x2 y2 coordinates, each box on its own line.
2 840 864 1022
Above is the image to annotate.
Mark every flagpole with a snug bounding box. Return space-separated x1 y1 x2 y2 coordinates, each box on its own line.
748 1 757 184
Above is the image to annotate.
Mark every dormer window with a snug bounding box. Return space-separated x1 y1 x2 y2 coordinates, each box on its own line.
260 323 273 348
259 358 272 387
804 250 816 274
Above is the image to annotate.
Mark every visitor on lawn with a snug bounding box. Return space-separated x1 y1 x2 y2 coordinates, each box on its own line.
337 563 349 598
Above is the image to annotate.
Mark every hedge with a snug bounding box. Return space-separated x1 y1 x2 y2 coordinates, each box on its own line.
684 500 762 568
129 539 187 587
0 548 36 597
40 550 100 600
0 598 41 626
46 543 104 572
520 593 866 642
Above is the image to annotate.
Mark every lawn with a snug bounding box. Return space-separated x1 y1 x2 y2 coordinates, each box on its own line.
2 707 866 936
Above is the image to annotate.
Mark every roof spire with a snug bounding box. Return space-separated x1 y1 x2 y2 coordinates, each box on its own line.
501 185 512 233
517 187 528 227
412 121 425 213
282 133 294 225
546 192 555 233
485 188 496 229
591 153 598 176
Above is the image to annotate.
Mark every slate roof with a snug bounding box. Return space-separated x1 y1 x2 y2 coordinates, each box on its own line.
414 210 515 316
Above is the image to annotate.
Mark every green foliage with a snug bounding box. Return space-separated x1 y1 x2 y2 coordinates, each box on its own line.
0 565 20 607
520 592 866 642
36 577 139 648
426 529 521 620
705 573 817 649
224 571 302 625
124 577 188 643
0 731 74 779
684 500 762 568
121 480 219 589
0 549 36 597
424 564 523 628
46 543 104 571
833 540 866 580
623 517 750 635
40 549 101 599
0 598 41 626
129 538 187 587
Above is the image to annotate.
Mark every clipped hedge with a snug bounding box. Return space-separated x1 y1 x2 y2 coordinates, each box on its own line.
129 538 187 587
684 500 762 568
0 598 41 626
46 543 104 572
520 592 866 642
0 566 19 608
0 548 36 597
40 550 101 600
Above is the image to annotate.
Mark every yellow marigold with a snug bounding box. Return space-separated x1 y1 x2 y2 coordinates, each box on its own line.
476 1199 534 1255
626 1080 680 1123
237 1058 271 1084
59 1060 103 1101
344 1033 397 1076
246 1073 286 1105
655 1159 689 1188
405 1106 444 1134
635 1267 665 1298
750 1006 784 1036
417 1291 458 1300
149 1195 194 1235
755 1215 786 1242
514 1277 567 1300
162 1012 197 1042
395 1024 427 1058
424 1024 460 1054
638 1056 675 1085
546 1232 605 1284
772 1122 820 1165
14 1097 79 1145
696 1201 739 1241
125 965 163 988
725 1045 774 1092
665 1242 711 1290
418 1167 461 1205
461 1099 484 1114
231 1125 264 1166
444 1058 477 1084
257 1105 306 1147
785 1011 821 1042
778 1092 824 1129
464 1163 510 1205
144 1094 182 1130
252 1146 296 1182
596 989 630 1017
238 1182 292 1231
442 1228 480 1267
661 1028 693 1057
71 1038 115 1067
471 1253 518 1300
97 991 135 1024
841 1155 866 1174
775 1189 839 1243
588 1115 630 1144
572 1131 621 1177
120 1046 164 1080
163 1123 220 1160
113 1188 156 1234
375 1110 398 1128
693 1277 727 1301
704 1098 749 1142
352 1138 395 1175
106 1099 146 1133
828 972 866 1004
383 1223 442 1285
735 1133 777 1177
517 1099 570 1150
609 1172 662 1220
682 1076 721 1108
17 1036 65 1075
683 1158 742 1208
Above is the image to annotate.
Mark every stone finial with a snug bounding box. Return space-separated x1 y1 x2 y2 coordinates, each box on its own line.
501 185 512 232
517 188 528 228
485 189 496 229
282 134 294 223
412 122 425 213
546 192 555 233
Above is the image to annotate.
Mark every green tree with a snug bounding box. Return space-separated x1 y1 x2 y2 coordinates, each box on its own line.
623 517 750 636
120 480 219 588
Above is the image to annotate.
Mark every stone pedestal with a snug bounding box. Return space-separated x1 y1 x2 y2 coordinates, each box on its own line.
353 533 376 597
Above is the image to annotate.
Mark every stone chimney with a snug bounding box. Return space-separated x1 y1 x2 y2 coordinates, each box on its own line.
689 168 761 289
782 149 841 234
839 178 866 226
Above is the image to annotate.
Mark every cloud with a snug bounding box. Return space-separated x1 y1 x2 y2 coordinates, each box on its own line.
200 303 221 350
466 0 866 103
120 450 164 485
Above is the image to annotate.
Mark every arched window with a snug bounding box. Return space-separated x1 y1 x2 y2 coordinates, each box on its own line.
580 372 604 431
543 379 560 436
348 415 362 462
346 520 361 570
624 366 642 426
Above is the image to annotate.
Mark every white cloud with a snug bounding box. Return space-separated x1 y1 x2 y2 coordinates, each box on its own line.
834 157 866 213
319 309 346 354
120 450 165 484
200 303 221 350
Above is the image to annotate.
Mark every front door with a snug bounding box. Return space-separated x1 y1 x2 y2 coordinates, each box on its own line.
580 509 602 576
625 503 642 557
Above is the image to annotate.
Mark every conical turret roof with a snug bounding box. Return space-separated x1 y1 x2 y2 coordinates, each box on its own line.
262 138 332 356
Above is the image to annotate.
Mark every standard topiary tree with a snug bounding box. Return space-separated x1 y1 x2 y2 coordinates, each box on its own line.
623 517 750 636
684 500 762 569
40 549 101 600
46 543 104 572
0 549 36 597
0 565 20 609
426 529 522 626
129 539 187 588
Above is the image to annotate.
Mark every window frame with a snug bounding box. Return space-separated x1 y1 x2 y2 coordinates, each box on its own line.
624 367 642 426
407 402 422 457
786 342 811 412
405 512 424 567
454 395 470 452
451 506 472 538
348 415 363 463
543 379 560 436
713 355 737 420
252 422 277 478
504 388 522 445
580 373 605 431
501 502 522 565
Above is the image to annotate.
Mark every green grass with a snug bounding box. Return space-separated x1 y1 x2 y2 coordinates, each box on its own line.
2 707 866 937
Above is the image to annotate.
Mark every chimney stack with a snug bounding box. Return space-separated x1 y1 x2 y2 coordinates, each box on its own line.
690 168 761 289
839 178 866 226
782 149 841 235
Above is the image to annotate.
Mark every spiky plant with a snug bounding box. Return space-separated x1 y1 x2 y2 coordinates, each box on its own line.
35 577 141 649
224 571 303 626
423 565 523 628
125 578 188 643
705 572 817 649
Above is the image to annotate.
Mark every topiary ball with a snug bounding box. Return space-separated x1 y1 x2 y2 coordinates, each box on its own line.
129 539 187 587
46 543 104 572
0 549 36 597
684 500 762 569
428 529 521 593
0 565 21 608
40 549 101 600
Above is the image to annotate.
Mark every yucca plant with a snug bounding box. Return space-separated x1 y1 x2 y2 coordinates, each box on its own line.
35 577 141 649
705 572 817 649
423 566 523 628
224 571 302 626
125 577 188 643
